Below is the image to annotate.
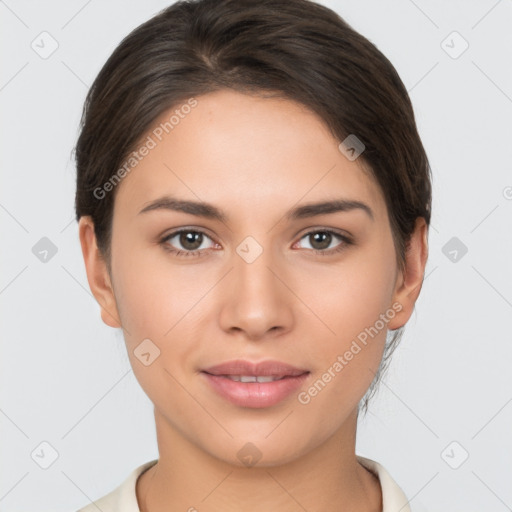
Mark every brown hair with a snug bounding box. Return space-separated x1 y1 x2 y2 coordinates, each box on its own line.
74 0 432 414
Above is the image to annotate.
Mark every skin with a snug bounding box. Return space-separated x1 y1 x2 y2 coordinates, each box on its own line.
79 89 428 512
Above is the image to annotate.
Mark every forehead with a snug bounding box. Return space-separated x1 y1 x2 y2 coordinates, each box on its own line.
113 89 387 224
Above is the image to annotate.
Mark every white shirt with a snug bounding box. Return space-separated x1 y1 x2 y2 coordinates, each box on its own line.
76 455 411 512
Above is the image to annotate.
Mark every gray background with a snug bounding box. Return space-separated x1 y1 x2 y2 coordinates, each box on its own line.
1 0 511 510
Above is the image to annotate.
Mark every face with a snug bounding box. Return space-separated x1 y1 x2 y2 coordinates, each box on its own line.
81 89 422 467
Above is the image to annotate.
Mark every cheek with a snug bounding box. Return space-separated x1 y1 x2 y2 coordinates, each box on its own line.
110 238 228 398
305 245 397 345
298 239 396 400
111 230 212 337
110 240 213 401
297 273 391 431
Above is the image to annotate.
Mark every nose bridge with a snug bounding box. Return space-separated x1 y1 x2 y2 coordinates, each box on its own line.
219 235 293 338
235 239 277 296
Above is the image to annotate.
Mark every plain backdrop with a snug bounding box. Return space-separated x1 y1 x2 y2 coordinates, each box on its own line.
1 1 511 511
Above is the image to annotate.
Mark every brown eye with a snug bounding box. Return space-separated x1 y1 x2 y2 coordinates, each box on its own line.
160 229 216 257
178 231 203 250
296 229 353 255
308 232 333 250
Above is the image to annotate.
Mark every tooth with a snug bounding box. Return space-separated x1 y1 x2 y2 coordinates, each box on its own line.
240 375 257 383
223 375 284 383
256 376 276 383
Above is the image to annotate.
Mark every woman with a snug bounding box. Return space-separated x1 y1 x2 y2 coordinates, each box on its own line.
74 0 431 510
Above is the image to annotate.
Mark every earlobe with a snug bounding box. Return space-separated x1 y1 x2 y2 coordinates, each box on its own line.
78 216 122 329
387 217 429 330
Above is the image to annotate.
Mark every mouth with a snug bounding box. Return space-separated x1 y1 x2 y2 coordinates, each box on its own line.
202 358 309 377
200 359 310 408
207 374 291 383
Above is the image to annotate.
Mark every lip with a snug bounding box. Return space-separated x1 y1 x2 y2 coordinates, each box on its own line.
202 359 309 377
201 359 310 408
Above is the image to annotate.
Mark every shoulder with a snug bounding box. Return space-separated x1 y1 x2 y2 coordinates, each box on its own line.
76 459 158 512
356 455 412 512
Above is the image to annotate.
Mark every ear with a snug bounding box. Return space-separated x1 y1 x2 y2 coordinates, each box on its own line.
78 216 122 329
387 217 429 330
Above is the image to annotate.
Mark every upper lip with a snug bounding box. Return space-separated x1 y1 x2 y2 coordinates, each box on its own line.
202 359 309 377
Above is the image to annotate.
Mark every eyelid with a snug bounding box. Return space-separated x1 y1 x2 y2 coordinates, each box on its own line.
160 225 217 240
294 225 353 241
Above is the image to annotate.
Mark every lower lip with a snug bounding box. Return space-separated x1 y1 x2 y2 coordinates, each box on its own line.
201 372 310 408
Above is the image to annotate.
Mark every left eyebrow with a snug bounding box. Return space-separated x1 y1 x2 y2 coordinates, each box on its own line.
285 199 374 222
138 195 374 222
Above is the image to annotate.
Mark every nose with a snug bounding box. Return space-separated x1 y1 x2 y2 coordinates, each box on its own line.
218 244 294 341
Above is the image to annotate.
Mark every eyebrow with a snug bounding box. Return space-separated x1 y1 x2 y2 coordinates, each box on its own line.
138 195 374 222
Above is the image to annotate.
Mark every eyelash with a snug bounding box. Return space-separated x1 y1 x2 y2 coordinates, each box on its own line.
159 228 353 258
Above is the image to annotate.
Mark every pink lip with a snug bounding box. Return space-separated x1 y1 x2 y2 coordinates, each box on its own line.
200 359 310 408
202 359 309 377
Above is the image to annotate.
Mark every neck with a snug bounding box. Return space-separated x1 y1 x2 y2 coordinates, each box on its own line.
137 407 381 512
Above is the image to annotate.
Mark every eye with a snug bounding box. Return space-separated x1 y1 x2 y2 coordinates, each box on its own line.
159 228 353 258
160 229 217 258
295 229 353 255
